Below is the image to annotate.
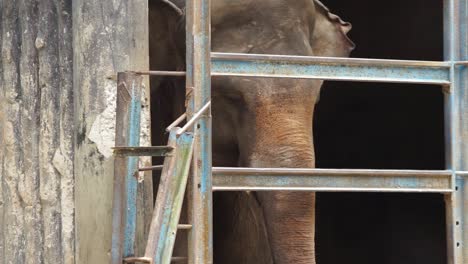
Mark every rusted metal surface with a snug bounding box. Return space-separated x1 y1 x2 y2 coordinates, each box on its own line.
211 52 451 84
185 0 213 264
111 73 143 264
212 167 453 192
144 129 194 264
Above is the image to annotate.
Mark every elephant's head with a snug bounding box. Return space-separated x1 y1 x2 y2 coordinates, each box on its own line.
150 1 354 263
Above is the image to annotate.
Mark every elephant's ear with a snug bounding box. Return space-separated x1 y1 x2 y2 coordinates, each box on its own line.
311 0 355 57
149 0 185 73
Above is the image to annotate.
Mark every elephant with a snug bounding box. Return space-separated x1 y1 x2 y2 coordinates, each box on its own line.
149 0 354 263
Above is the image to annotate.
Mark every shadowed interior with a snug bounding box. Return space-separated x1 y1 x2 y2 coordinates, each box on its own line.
315 0 446 264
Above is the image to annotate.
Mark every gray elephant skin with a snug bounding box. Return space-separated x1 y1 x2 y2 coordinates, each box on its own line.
150 0 354 263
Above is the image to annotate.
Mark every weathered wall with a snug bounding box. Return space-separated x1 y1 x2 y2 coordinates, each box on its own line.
0 0 75 263
0 0 151 263
73 0 151 263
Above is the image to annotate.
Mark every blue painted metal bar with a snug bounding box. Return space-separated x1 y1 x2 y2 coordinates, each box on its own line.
186 0 213 263
144 129 194 264
211 52 451 85
212 167 453 193
444 0 467 262
111 73 143 264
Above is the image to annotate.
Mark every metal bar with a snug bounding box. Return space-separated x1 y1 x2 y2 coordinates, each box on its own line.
166 113 187 132
211 52 451 84
139 165 164 171
176 101 211 136
145 129 194 264
130 70 186 76
186 0 213 263
212 167 453 193
123 257 188 263
444 0 467 263
113 146 174 156
178 224 193 230
111 72 143 263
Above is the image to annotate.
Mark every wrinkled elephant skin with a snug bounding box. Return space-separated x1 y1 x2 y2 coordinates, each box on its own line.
150 1 354 263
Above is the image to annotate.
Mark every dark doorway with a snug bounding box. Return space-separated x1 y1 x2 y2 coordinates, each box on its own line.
314 0 447 264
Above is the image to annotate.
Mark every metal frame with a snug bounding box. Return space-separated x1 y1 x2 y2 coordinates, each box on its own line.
110 0 467 263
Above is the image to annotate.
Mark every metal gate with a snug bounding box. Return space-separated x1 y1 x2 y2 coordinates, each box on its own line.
111 0 467 263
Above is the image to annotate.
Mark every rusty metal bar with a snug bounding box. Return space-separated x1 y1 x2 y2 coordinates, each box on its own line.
212 167 453 193
144 129 194 264
186 0 213 263
111 72 143 263
113 146 174 156
211 52 451 84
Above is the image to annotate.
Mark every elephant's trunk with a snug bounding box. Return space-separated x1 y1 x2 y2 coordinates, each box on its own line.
242 100 317 264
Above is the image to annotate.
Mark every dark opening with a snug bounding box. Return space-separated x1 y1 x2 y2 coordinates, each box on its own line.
314 0 447 263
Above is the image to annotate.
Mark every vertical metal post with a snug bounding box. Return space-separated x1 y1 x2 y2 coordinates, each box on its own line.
111 72 143 264
444 0 466 263
186 0 213 263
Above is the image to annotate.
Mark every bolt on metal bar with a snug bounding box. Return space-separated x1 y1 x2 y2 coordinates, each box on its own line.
166 113 187 132
211 52 451 85
212 167 453 193
177 101 211 137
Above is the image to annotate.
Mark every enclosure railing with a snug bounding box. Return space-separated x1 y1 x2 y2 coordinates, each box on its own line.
111 0 467 263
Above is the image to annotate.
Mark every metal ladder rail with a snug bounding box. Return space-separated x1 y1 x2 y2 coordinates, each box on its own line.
110 72 193 264
122 128 194 264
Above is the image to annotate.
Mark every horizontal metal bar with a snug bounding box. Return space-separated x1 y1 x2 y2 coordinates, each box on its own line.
129 70 186 76
113 146 173 156
123 257 188 263
177 224 192 230
211 52 451 84
123 257 152 263
212 167 453 193
139 165 164 171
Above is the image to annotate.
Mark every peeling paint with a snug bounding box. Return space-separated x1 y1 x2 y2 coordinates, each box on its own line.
88 81 117 158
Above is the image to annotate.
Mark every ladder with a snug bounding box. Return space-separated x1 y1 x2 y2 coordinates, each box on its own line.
110 72 212 263
111 0 467 263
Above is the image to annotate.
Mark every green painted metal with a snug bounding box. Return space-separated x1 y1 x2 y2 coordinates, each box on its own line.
144 128 194 264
